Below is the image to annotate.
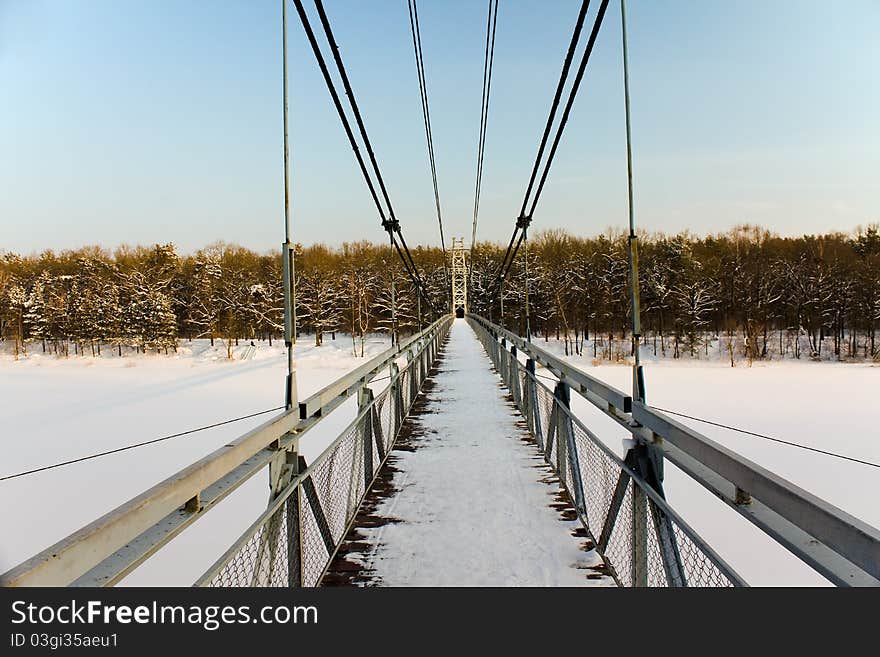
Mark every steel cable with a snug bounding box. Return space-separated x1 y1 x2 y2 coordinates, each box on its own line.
407 0 450 296
292 0 435 312
469 0 500 260
492 0 610 291
0 407 286 482
531 369 879 470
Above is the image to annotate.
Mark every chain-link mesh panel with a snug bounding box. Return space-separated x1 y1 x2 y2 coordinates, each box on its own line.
205 494 292 587
467 317 742 587
667 514 737 587
298 427 355 585
603 479 635 586
203 325 448 588
377 387 393 457
571 420 619 538
534 382 556 465
646 514 668 587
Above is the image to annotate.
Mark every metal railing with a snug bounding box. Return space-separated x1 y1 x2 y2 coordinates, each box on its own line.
1 316 453 587
195 324 439 587
467 314 880 587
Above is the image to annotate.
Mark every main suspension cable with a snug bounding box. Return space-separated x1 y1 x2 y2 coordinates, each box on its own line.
492 0 610 292
292 0 435 312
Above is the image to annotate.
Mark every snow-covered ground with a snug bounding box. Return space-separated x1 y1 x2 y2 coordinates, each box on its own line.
0 335 395 585
2 326 878 586
346 322 612 586
525 336 880 586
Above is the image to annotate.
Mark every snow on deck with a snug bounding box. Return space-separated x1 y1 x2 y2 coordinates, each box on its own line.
336 320 612 586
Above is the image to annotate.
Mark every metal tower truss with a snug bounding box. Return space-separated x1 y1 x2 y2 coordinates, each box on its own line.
451 237 468 317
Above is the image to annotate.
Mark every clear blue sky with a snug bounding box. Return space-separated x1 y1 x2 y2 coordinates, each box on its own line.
1 0 877 255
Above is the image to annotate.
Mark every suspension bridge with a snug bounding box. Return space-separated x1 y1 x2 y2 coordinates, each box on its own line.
2 0 879 588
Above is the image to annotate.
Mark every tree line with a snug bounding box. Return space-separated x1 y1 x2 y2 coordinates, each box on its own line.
1 224 878 363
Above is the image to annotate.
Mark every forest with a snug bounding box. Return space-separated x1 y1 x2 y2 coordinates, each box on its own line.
1 224 878 364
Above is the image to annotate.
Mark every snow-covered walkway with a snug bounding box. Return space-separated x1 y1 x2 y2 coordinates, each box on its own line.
334 319 612 586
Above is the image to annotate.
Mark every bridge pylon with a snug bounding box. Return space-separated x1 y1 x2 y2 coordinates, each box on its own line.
450 237 468 318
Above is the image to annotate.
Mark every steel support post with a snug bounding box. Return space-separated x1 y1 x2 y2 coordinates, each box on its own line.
621 0 645 409
632 483 648 587
510 345 522 408
280 0 298 413
555 397 566 478
522 358 534 433
525 359 544 449
619 0 650 587
407 349 418 407
621 444 654 587
629 442 684 586
255 433 300 587
420 340 428 384
390 361 402 436
500 338 508 383
287 480 302 587
358 386 375 493
553 381 586 515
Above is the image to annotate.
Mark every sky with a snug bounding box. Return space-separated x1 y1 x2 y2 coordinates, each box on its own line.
1 0 877 255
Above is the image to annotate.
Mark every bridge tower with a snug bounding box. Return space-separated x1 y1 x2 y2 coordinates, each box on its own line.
450 237 468 318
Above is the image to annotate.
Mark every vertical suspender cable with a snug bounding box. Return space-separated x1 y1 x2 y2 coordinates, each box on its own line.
281 0 298 411
470 0 499 292
523 0 609 223
523 228 530 341
499 276 505 328
407 0 450 298
390 238 397 345
620 0 644 403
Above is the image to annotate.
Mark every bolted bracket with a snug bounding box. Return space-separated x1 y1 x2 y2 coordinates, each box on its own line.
516 214 532 230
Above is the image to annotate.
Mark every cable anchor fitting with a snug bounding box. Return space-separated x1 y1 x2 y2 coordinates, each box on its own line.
382 218 401 234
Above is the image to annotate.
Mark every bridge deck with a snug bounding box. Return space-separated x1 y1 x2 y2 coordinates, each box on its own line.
325 319 613 586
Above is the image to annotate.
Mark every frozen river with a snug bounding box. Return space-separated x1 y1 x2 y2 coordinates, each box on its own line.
2 327 878 586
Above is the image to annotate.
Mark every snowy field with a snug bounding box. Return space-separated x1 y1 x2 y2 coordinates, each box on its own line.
2 324 879 586
0 335 397 585
529 337 880 586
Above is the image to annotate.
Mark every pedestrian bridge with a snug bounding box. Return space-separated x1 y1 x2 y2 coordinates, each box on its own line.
3 315 879 588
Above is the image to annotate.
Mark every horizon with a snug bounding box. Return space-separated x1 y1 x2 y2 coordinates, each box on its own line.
3 220 880 260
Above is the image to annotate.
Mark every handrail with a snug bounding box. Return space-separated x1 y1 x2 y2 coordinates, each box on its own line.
467 313 880 586
1 316 452 587
631 402 880 585
198 316 450 587
467 314 632 414
298 319 439 420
